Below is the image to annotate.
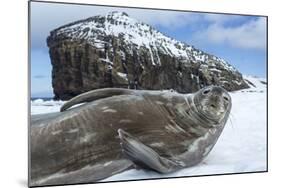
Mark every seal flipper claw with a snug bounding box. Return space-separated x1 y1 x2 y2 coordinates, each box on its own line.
118 129 183 173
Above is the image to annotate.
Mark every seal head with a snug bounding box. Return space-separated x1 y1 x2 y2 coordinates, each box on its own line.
193 86 232 125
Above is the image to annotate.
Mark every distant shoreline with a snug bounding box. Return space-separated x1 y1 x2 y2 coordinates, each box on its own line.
31 97 54 101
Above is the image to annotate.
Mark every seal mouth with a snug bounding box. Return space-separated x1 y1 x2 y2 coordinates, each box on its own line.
203 103 226 118
200 103 225 122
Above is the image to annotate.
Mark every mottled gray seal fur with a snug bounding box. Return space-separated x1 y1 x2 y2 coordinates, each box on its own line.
30 86 231 186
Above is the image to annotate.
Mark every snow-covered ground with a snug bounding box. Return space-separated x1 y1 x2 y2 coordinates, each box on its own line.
30 76 267 181
31 99 65 114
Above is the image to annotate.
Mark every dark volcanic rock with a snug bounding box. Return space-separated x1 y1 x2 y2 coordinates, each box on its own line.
47 11 249 100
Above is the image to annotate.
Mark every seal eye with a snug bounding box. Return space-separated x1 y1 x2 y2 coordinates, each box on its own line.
203 89 210 95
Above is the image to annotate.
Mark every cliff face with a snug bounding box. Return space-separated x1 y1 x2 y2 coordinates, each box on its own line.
47 11 249 100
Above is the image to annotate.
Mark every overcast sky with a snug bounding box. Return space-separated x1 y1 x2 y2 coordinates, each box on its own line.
30 1 267 97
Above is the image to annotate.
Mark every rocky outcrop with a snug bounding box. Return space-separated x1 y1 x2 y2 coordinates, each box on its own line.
47 11 249 100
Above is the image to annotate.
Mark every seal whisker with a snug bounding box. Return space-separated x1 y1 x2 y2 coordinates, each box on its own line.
228 113 235 129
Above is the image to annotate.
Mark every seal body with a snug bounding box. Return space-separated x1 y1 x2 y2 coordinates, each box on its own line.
30 86 231 186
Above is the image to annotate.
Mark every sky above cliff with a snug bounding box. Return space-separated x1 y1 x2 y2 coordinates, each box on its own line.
30 1 267 97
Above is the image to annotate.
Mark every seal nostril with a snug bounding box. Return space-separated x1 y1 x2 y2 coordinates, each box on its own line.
210 104 216 108
223 96 229 101
203 89 210 95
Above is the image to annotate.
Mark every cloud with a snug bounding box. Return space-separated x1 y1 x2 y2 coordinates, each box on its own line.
31 2 266 51
31 2 201 49
202 13 242 24
194 17 266 50
131 11 201 29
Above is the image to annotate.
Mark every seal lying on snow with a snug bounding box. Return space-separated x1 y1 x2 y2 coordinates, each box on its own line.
30 86 232 186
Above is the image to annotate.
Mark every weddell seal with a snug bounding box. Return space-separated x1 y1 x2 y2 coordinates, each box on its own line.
30 86 232 186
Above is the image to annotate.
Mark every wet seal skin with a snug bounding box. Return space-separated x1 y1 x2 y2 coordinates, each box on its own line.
30 86 231 186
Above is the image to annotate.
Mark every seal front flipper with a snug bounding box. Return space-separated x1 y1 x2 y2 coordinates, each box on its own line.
60 88 136 112
118 129 184 173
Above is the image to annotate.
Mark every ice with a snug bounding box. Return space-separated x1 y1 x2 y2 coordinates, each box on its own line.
30 76 267 181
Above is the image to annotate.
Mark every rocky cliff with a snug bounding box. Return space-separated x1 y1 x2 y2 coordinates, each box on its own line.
47 11 249 100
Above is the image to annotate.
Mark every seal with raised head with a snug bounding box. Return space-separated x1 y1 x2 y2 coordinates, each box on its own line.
30 86 231 186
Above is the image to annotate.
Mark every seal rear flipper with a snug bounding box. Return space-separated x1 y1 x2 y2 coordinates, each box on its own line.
30 159 133 187
118 129 184 174
60 88 136 112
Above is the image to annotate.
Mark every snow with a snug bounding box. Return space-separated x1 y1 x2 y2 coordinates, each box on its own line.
99 58 113 65
117 72 128 80
30 76 267 182
243 75 267 89
31 100 65 114
104 76 267 181
209 68 222 73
